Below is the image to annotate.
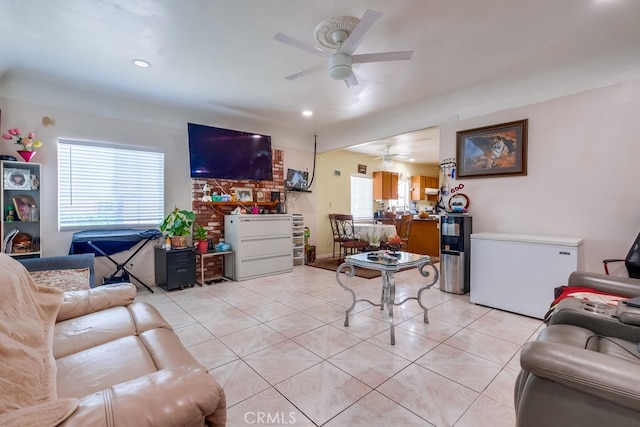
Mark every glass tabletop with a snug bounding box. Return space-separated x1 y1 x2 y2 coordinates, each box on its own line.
345 250 431 271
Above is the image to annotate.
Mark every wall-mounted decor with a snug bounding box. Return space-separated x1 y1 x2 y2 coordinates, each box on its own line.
358 164 367 174
456 119 528 178
234 187 253 203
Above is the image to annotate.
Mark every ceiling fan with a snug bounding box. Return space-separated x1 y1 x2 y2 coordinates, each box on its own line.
374 145 410 163
273 9 413 87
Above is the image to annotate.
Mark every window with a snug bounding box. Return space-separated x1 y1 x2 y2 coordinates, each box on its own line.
58 139 164 231
350 175 373 221
389 180 410 211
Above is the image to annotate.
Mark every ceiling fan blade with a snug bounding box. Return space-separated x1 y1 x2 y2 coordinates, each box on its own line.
352 51 414 64
284 64 325 81
337 9 383 55
345 72 359 87
273 32 331 58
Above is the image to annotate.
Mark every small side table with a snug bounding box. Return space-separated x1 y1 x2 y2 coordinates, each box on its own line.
196 250 235 285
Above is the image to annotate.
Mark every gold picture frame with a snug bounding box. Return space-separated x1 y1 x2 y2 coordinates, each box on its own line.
456 119 528 178
233 187 253 203
13 195 36 221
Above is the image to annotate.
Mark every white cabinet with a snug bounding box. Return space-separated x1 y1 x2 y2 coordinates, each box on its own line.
224 214 293 281
1 161 42 258
470 232 584 319
292 213 304 266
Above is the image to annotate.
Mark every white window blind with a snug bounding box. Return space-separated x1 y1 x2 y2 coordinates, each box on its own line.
58 139 164 231
350 175 373 221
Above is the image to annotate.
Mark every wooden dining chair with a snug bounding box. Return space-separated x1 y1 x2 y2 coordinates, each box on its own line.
329 214 369 259
378 211 397 225
398 214 413 250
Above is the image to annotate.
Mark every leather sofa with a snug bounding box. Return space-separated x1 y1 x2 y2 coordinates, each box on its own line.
515 271 640 427
0 253 226 426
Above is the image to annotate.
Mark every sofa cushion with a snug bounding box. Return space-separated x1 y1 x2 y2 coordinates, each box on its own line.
30 268 90 292
18 254 96 288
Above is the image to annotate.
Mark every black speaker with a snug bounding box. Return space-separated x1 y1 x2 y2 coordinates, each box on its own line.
271 191 282 213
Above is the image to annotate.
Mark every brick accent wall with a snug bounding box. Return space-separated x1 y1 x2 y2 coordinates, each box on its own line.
191 149 285 281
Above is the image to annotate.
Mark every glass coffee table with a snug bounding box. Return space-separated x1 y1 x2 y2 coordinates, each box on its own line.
336 251 439 345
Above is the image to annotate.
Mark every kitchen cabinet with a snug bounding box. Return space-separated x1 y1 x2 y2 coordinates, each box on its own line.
410 175 439 201
373 171 398 200
407 218 440 257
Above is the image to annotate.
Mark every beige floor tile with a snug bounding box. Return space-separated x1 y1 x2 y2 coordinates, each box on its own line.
279 293 326 311
428 298 492 327
367 327 440 361
398 314 462 342
327 341 411 388
467 315 540 345
243 340 322 385
416 343 502 392
377 364 478 427
323 390 431 426
225 291 276 311
243 301 298 323
211 360 271 406
139 265 545 426
218 324 288 357
291 324 363 359
455 394 516 427
174 322 216 347
330 312 390 340
226 387 315 427
482 367 519 409
445 328 521 365
200 306 262 337
275 361 371 426
187 338 238 370
265 311 326 338
303 301 349 323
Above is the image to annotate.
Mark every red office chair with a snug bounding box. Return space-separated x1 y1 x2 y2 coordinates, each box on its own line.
603 232 640 279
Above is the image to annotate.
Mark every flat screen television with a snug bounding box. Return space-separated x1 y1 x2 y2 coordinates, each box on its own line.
188 123 273 181
286 168 309 191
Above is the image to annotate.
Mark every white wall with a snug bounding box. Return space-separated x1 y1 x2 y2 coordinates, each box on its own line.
439 79 640 274
0 97 315 259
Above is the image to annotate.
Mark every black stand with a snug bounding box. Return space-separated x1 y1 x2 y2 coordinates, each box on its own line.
88 237 156 293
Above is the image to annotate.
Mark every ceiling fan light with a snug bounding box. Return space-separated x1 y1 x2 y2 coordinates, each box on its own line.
328 53 353 80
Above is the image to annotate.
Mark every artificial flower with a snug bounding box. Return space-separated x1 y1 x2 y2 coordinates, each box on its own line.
2 128 43 151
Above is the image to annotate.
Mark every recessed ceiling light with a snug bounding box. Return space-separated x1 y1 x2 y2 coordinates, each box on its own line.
302 110 313 117
409 158 415 162
132 59 150 68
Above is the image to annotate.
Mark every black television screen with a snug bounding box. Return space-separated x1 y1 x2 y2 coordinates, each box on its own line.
188 123 273 180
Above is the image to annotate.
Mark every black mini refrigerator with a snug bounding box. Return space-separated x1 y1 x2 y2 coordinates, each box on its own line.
440 214 472 294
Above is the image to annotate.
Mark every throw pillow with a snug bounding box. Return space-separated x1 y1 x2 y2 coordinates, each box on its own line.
29 268 90 292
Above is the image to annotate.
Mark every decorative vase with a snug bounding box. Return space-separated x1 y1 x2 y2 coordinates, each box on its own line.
17 150 36 162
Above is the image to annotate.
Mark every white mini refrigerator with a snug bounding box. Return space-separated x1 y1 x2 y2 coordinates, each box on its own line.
470 232 584 319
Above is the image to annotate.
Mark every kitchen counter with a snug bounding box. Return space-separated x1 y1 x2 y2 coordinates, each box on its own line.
407 217 440 257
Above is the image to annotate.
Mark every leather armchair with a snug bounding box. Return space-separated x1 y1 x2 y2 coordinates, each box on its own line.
515 271 640 427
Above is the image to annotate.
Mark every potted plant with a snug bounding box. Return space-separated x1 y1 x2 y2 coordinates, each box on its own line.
159 207 195 249
194 225 209 253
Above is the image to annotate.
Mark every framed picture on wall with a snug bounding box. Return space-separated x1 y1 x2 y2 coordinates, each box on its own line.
456 119 528 178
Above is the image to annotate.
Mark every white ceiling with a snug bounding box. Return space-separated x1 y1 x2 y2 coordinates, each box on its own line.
1 0 640 164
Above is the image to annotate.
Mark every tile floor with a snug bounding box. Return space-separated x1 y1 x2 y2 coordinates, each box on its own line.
135 262 544 427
